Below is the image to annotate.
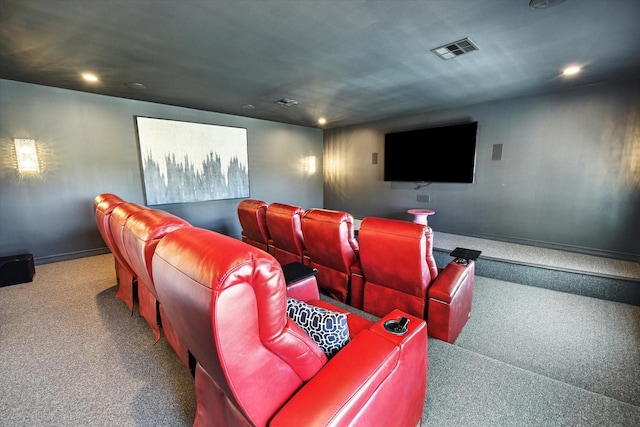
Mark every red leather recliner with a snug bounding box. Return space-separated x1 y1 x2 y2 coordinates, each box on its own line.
358 217 475 343
108 201 148 313
237 199 271 252
301 208 364 307
120 208 191 365
152 227 428 427
265 202 307 265
93 193 129 284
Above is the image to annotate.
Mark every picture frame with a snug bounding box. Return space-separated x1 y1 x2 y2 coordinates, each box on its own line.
134 116 249 205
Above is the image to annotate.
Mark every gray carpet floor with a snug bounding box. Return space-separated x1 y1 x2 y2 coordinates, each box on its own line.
0 255 195 426
454 276 640 407
1 254 639 426
425 340 640 426
425 276 640 426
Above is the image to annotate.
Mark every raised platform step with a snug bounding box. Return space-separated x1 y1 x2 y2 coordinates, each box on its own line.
433 232 639 306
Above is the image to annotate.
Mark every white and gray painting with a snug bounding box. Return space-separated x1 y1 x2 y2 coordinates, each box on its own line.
136 117 249 205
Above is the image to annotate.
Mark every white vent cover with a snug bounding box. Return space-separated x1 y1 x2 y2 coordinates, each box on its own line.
431 38 479 60
274 98 300 107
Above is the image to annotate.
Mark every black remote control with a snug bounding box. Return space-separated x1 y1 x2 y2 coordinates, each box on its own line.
397 316 409 331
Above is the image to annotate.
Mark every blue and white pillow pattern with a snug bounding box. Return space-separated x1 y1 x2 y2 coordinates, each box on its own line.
286 298 350 358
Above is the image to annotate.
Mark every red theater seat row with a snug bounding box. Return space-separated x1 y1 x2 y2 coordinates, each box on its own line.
94 194 428 426
94 195 191 365
237 199 476 344
238 200 361 305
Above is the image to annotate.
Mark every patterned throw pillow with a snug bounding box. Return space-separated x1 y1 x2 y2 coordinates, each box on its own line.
286 298 350 358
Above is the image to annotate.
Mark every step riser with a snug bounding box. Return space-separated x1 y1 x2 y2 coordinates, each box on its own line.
434 250 640 306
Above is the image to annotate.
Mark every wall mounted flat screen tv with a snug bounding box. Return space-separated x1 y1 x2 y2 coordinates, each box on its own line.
384 122 478 183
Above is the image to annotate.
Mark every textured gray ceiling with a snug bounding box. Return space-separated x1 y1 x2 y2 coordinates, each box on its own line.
1 0 639 128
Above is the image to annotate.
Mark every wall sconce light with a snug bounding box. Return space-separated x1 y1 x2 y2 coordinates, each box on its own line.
14 138 41 174
305 155 317 175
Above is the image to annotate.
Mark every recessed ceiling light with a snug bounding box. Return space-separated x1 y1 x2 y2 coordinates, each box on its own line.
82 73 99 82
562 66 581 76
318 117 327 126
242 104 256 110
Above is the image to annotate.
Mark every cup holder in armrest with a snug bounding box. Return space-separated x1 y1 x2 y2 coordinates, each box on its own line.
384 317 410 335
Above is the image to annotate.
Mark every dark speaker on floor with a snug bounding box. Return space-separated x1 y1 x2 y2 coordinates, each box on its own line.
0 253 35 287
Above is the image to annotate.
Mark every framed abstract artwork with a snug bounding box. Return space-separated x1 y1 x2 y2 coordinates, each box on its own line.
134 116 249 205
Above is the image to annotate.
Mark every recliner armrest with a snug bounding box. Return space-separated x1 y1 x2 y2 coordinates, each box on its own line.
429 259 475 303
270 310 427 427
283 262 320 301
286 275 320 301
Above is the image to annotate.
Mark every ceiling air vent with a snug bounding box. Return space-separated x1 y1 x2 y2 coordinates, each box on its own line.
274 98 300 107
529 0 567 9
431 38 479 60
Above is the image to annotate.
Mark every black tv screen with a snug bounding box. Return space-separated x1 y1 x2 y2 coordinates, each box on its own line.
384 122 478 183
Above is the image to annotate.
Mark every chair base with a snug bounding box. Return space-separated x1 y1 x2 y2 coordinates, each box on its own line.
138 281 161 342
160 305 190 367
115 263 135 314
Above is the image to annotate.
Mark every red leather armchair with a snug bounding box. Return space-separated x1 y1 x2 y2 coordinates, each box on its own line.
153 227 428 427
108 201 148 313
120 208 191 365
301 208 363 307
237 199 271 252
265 202 307 265
93 193 129 284
358 217 475 343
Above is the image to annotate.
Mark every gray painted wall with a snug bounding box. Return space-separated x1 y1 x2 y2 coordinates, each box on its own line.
324 80 640 261
0 79 323 264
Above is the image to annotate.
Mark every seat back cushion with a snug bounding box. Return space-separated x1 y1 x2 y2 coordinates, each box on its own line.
301 208 359 302
358 217 432 318
94 193 127 265
237 199 270 251
109 202 148 268
121 208 190 297
265 202 306 264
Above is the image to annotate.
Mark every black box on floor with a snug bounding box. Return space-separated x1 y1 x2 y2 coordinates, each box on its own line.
0 253 35 287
